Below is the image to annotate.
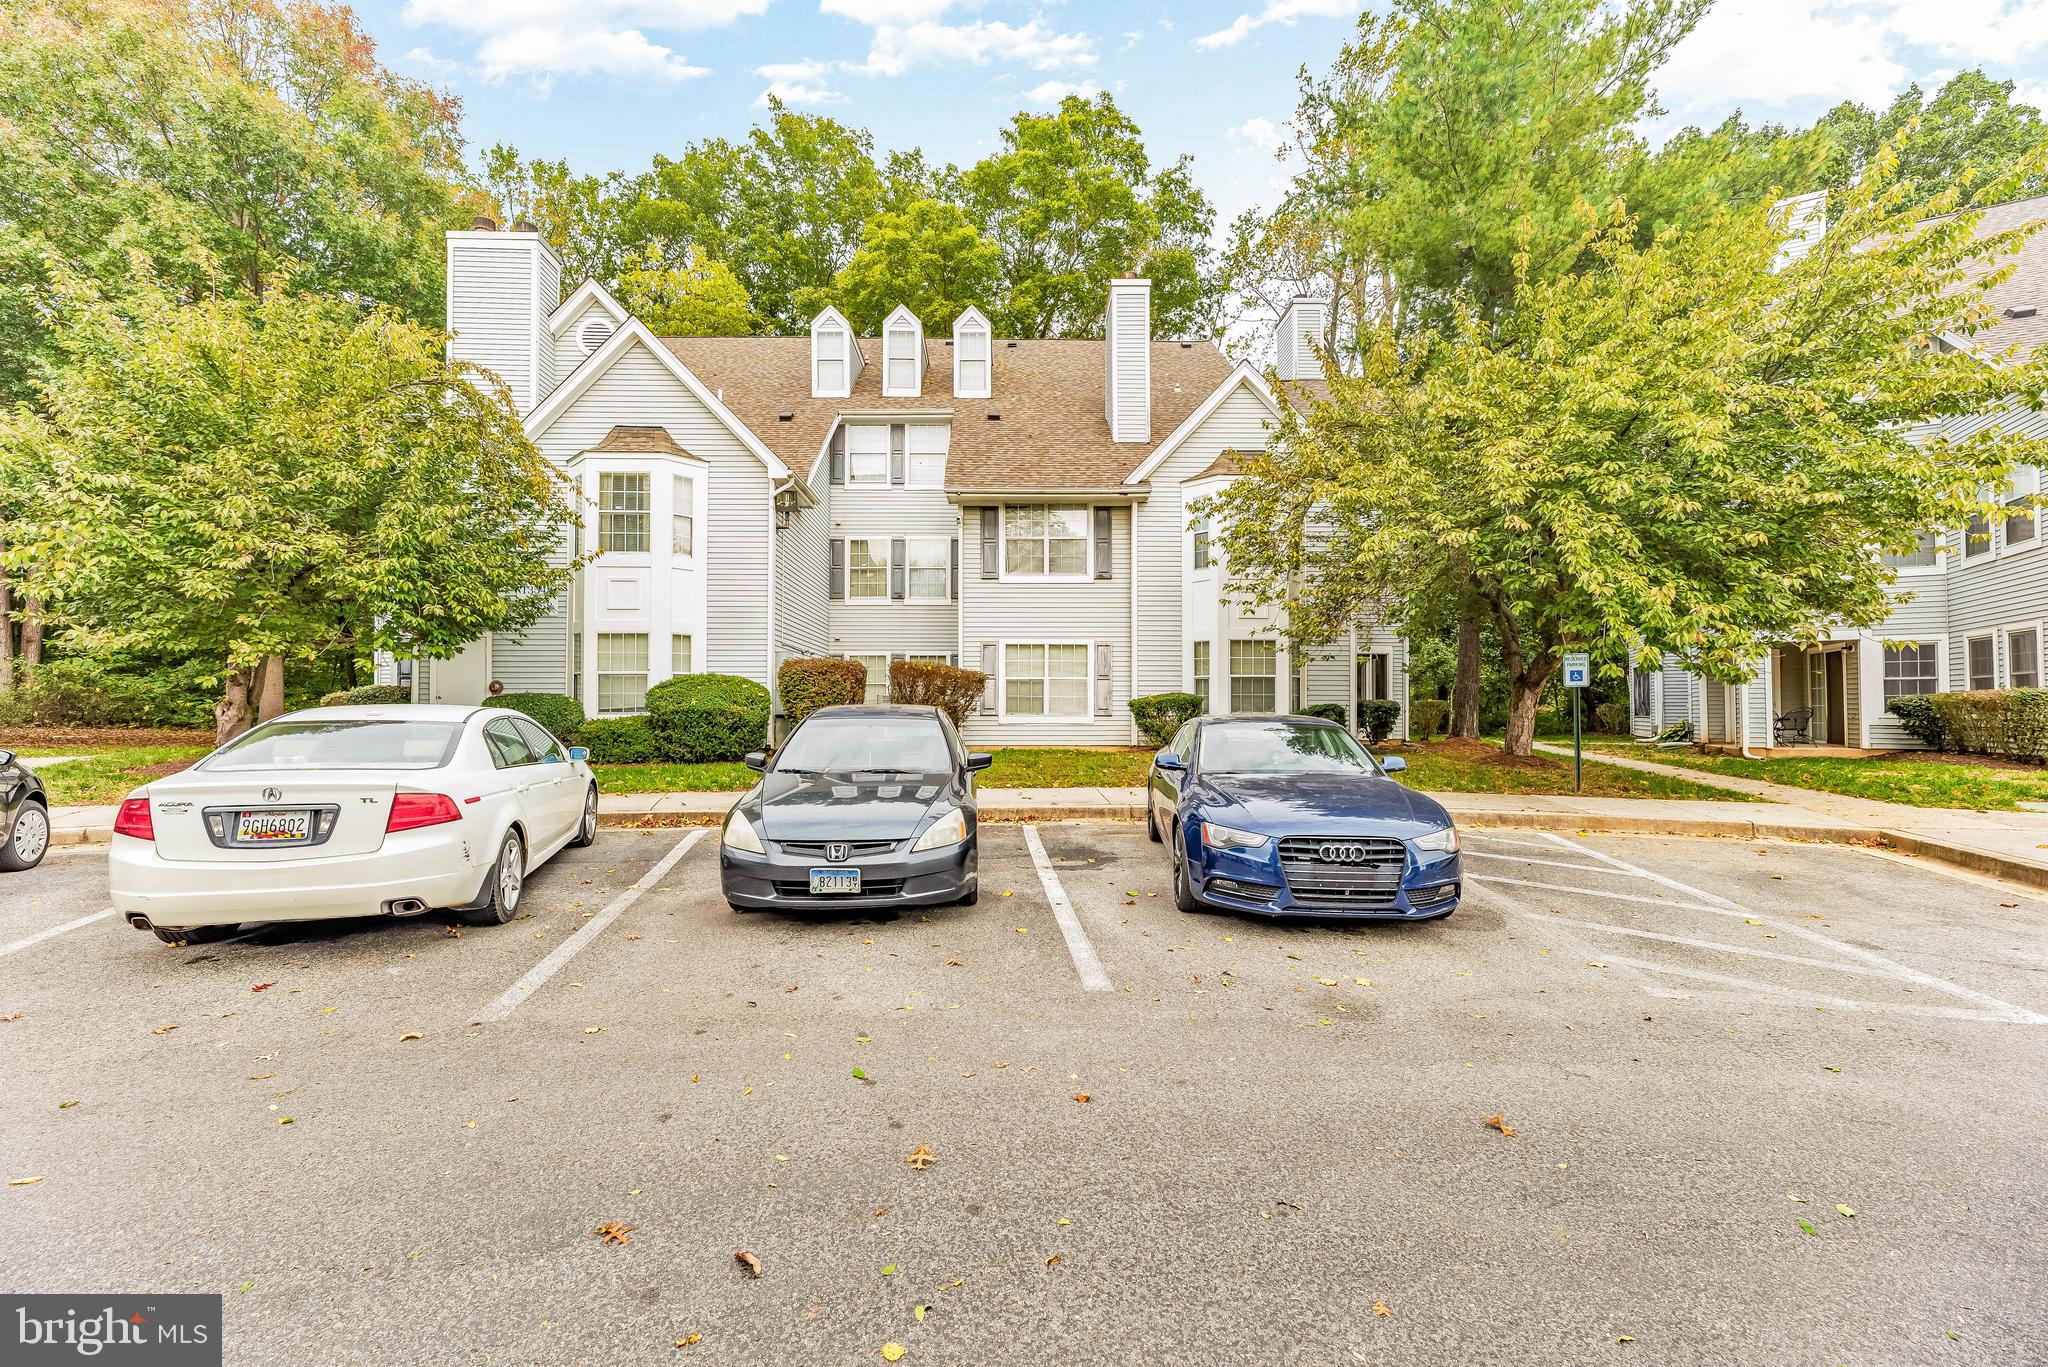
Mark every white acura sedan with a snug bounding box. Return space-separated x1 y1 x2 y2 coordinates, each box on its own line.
109 705 599 944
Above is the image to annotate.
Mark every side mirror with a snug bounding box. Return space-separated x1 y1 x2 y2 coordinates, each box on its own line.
964 752 993 772
744 751 768 771
0 749 13 767
1378 755 1407 773
1153 750 1185 772
567 746 590 763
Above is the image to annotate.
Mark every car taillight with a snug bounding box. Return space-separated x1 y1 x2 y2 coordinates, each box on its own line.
386 793 461 833
113 798 155 841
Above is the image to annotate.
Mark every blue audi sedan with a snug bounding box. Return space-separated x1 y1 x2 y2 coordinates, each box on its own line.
1147 715 1460 919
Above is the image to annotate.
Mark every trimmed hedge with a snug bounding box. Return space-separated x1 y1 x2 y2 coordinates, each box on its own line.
1890 688 2048 759
1357 698 1402 744
319 684 411 707
1410 698 1449 739
484 691 585 741
574 715 662 764
1129 692 1205 747
889 659 987 727
646 673 771 762
1300 702 1348 726
780 657 868 725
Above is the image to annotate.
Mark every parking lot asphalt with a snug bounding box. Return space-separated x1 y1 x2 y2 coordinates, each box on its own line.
5 824 2046 1366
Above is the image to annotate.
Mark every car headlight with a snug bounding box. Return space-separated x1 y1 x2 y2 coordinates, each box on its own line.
1201 821 1270 851
1413 825 1459 853
912 807 968 852
723 809 764 854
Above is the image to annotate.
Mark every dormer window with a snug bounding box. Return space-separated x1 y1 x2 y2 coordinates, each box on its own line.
810 306 858 398
882 305 923 397
953 306 991 399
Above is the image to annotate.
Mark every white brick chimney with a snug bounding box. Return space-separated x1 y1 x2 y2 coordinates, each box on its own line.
1104 275 1151 443
445 218 563 415
1272 295 1329 382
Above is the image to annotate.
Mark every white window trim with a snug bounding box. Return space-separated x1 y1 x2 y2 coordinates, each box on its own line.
811 306 857 399
2000 620 2043 688
997 639 1094 724
882 309 923 398
953 307 992 399
2000 493 2041 558
594 470 653 561
669 472 698 567
997 502 1095 583
1880 639 1943 703
842 652 893 704
843 535 891 602
904 535 952 604
844 423 891 486
1964 632 1998 691
1225 637 1280 715
595 632 651 716
903 424 949 488
1880 530 1945 577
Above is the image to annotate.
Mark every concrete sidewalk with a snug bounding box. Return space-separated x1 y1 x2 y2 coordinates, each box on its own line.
46 776 2048 889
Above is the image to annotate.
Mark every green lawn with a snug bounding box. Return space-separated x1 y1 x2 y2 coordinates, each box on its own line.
1583 740 2048 811
589 746 1156 794
1397 740 1753 800
11 745 210 806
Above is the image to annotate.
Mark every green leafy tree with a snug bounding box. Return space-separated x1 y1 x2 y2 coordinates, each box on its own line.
618 251 767 336
1212 150 2048 755
479 143 636 294
10 284 579 741
1814 70 2048 203
807 199 1002 333
962 93 1219 338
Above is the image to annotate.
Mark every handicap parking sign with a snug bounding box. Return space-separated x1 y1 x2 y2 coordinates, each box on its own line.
1563 652 1590 688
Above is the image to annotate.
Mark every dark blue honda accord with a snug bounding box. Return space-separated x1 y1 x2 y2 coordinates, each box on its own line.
1147 715 1460 919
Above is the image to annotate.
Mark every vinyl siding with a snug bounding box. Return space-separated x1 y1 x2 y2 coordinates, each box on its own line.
448 234 546 412
1132 385 1279 697
959 504 1133 746
549 299 618 396
776 479 831 665
1297 619 1408 738
829 476 961 658
533 341 774 684
1106 285 1150 442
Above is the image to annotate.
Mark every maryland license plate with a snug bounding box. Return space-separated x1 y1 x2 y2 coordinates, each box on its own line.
808 867 861 895
236 810 312 843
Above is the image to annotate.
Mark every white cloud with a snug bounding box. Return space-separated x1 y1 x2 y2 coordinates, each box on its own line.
756 80 847 107
858 19 1098 77
1227 115 1284 157
398 0 765 84
1865 0 2048 65
1023 79 1103 104
818 0 957 21
1195 0 1353 50
400 47 461 75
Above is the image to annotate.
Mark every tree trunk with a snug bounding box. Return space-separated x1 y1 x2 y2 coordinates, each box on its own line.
1502 672 1549 757
257 655 286 721
19 593 42 669
216 666 257 744
1449 604 1483 739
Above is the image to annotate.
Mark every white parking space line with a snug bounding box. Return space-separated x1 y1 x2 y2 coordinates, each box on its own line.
476 830 704 1022
1462 849 1648 875
1536 833 2048 1026
1536 914 1901 976
0 907 115 960
1022 825 1112 994
1467 873 1727 913
1463 834 1575 852
1589 953 2026 1023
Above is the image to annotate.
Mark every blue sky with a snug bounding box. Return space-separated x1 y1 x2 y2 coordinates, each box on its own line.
357 1 2048 230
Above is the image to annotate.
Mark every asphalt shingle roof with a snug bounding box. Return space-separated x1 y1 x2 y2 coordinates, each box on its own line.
1941 192 2048 359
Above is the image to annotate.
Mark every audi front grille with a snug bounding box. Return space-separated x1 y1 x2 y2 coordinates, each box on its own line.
1276 836 1407 909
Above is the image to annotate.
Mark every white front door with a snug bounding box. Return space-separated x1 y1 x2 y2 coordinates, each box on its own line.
431 637 493 705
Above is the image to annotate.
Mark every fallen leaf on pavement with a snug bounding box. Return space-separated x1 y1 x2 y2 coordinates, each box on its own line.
277 1116 294 1125
592 1221 634 1245
1836 1204 1856 1218
443 925 460 938
905 1145 935 1170
9 1176 44 1186
913 1305 928 1323
1483 1114 1517 1137
399 1032 423 1042
1585 962 1606 970
675 1333 701 1347
1373 1302 1391 1318
945 958 963 967
152 1023 179 1035
1073 1093 1090 1104
1616 1335 1636 1344
246 1073 275 1081
880 1345 906 1362
853 1066 873 1084
57 1100 79 1109
0 1013 21 1022
583 1026 603 1034
1043 1254 1062 1266
2000 902 2018 909
880 1264 897 1276
734 1250 762 1278
873 1207 889 1217
250 982 275 992
1797 1219 1818 1236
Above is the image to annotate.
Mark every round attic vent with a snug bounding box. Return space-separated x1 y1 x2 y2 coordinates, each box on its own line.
579 317 615 354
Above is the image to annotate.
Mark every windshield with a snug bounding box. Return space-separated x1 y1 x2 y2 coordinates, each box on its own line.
774 715 953 775
1197 721 1379 776
202 718 464 771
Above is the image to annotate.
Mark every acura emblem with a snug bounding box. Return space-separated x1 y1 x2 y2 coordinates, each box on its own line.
262 787 283 803
826 842 849 863
1317 842 1371 863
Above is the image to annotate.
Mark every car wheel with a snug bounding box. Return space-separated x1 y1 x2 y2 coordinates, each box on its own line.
1171 829 1208 915
1145 804 1161 844
955 880 980 907
462 829 526 926
0 801 49 872
569 786 598 848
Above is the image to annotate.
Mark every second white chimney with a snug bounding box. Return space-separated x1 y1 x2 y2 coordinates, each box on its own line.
1272 295 1329 382
1105 275 1151 443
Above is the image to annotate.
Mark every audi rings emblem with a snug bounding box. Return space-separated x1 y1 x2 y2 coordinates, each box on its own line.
1317 842 1372 863
262 787 283 803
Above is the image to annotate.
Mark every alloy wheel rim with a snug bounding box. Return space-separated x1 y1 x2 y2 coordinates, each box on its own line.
500 842 523 908
14 808 48 862
582 795 597 839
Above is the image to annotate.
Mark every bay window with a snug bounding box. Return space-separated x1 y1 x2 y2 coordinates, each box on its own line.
598 473 650 553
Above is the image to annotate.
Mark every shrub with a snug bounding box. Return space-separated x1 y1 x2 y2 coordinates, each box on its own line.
779 657 868 725
483 692 585 741
889 659 987 727
1128 692 1205 747
1922 688 2048 759
320 684 411 707
1300 702 1347 726
1357 698 1402 743
574 715 662 764
0 655 216 729
1593 700 1629 734
1885 695 1946 749
645 673 771 762
1410 698 1448 739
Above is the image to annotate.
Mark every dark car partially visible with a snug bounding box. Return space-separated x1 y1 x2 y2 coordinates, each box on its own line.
0 748 51 872
718 705 989 911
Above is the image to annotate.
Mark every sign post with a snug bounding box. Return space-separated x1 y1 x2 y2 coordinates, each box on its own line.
1562 652 1591 794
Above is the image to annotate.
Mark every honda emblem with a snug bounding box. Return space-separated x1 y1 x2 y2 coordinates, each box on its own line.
826 842 849 863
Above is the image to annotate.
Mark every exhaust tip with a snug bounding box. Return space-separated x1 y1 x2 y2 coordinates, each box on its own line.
125 913 154 932
384 898 430 917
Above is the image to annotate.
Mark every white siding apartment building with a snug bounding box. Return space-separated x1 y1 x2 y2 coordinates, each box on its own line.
402 223 1407 746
